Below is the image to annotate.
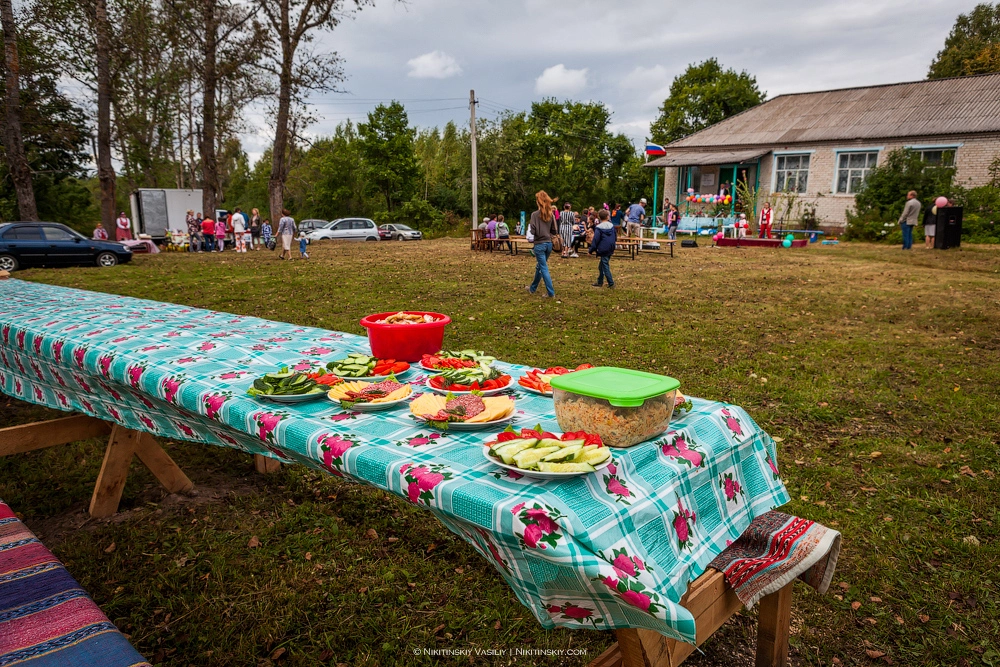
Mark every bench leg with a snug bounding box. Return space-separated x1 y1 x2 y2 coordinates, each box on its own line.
254 453 281 474
755 582 793 667
90 425 194 518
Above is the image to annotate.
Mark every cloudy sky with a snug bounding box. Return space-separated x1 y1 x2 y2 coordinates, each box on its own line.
243 0 969 159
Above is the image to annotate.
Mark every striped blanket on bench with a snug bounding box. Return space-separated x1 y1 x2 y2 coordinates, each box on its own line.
0 501 150 667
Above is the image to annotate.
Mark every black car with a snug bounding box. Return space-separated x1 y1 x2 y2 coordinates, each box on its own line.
0 222 133 272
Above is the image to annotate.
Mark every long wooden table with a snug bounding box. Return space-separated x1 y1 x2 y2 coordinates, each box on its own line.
1 412 793 666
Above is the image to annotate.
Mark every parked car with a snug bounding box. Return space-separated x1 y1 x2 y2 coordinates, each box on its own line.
0 222 133 272
305 218 380 242
378 224 423 241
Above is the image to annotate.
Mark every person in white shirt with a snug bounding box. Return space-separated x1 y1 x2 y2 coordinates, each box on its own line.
115 212 132 241
232 207 247 252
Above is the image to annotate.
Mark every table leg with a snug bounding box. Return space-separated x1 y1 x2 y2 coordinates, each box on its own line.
135 432 194 494
89 424 194 518
755 582 793 667
255 454 281 474
89 426 142 518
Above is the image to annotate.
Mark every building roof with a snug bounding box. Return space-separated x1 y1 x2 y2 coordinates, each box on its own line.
667 73 1000 149
645 148 769 168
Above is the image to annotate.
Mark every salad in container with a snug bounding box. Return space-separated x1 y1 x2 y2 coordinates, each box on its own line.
549 367 680 448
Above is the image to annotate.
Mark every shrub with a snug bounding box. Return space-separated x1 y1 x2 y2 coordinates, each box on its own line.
843 210 902 242
853 148 956 221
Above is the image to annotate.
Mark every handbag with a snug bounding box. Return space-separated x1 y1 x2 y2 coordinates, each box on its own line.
551 233 563 253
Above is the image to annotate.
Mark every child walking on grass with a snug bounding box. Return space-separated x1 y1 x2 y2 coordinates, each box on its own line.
298 232 309 259
589 209 616 288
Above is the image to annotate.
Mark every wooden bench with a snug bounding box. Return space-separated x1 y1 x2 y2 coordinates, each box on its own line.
0 499 153 665
615 238 640 260
588 569 792 667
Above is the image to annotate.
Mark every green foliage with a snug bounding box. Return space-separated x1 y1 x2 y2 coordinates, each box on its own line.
649 59 765 144
928 2 1000 78
852 148 956 221
953 184 1000 242
375 197 448 236
358 102 419 212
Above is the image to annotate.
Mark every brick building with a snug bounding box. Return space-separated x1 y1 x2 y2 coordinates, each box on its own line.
645 73 1000 230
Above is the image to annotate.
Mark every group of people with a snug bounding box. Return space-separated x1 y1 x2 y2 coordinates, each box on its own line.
898 190 949 250
92 212 137 242
184 208 269 253
525 191 621 297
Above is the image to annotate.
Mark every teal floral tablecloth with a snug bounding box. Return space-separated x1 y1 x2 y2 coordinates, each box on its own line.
0 279 789 644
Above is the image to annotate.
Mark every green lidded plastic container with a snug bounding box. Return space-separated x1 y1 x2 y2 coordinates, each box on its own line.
549 367 681 448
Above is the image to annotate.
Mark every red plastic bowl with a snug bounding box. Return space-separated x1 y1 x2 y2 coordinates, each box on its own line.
360 312 451 362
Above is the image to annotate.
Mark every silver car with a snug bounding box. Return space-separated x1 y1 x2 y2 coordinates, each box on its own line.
379 223 423 241
306 218 380 242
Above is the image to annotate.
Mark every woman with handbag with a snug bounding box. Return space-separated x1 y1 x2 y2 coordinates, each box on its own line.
527 191 559 298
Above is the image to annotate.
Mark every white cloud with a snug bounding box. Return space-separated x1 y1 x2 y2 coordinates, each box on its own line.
534 64 589 97
406 51 462 79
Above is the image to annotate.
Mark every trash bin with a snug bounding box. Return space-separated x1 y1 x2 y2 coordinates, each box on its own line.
934 207 963 250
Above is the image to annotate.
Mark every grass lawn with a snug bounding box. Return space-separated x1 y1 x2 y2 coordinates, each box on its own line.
2 238 999 667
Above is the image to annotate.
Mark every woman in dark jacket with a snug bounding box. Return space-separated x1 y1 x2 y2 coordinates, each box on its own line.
527 191 559 297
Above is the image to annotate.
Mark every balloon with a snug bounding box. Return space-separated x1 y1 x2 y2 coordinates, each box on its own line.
785 234 794 242
714 232 723 241
935 196 948 208
782 239 792 248
687 188 694 194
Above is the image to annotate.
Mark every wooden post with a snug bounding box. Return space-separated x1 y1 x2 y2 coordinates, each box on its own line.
754 583 793 667
89 425 142 518
254 453 281 474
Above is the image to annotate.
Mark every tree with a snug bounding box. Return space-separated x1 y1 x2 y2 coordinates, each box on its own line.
93 0 115 228
256 0 364 223
0 17 92 227
649 59 765 145
928 3 1000 78
357 102 418 213
0 0 38 220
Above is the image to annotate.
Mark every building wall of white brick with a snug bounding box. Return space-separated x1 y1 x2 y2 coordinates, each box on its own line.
658 132 1000 231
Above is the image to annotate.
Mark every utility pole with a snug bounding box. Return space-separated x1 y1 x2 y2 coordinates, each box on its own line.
469 89 478 230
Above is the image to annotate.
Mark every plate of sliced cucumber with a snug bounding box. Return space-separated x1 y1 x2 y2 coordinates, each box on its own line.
246 369 328 403
484 432 613 479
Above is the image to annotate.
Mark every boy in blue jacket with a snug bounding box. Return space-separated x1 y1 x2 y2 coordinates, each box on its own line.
589 209 616 288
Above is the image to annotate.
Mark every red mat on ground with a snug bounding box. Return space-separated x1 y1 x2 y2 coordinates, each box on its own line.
716 238 808 248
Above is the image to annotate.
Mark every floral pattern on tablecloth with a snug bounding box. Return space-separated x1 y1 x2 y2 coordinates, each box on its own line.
0 279 789 643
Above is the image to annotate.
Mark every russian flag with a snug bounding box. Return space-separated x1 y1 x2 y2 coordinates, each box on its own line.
645 143 666 157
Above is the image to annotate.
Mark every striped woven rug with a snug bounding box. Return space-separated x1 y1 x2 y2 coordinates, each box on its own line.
708 510 842 608
0 501 150 667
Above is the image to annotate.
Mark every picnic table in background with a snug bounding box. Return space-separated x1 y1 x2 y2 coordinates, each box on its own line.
0 279 792 649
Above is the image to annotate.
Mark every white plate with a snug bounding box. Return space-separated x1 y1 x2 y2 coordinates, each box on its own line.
425 377 514 396
517 383 552 397
255 391 327 403
413 414 515 431
330 367 411 382
335 395 410 412
484 446 614 479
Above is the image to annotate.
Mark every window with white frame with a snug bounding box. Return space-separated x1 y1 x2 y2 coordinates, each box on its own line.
917 148 956 167
835 151 878 194
774 154 810 193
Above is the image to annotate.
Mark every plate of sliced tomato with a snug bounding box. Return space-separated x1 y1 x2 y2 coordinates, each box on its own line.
420 352 490 371
517 364 594 396
426 373 514 395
